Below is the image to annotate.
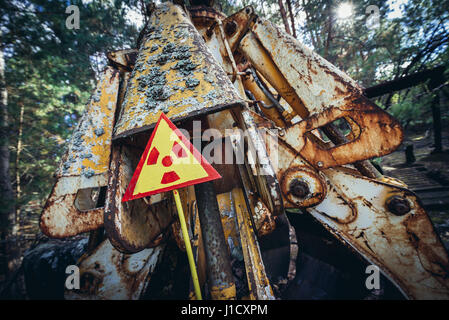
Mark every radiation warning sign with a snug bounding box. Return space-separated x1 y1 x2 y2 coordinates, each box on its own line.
122 113 221 202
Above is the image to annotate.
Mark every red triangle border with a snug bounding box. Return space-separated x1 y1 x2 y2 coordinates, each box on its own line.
122 113 221 202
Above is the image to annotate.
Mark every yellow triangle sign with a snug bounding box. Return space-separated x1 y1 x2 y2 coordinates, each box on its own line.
122 113 221 202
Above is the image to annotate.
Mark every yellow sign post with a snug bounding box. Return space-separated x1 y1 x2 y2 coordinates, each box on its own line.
173 189 202 300
122 113 221 300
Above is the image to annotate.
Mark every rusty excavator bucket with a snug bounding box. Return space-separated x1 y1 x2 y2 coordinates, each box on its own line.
38 2 449 300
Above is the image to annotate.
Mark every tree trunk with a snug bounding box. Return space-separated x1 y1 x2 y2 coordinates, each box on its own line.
431 92 443 153
278 0 292 36
15 103 24 224
0 45 16 282
285 0 297 38
324 4 333 62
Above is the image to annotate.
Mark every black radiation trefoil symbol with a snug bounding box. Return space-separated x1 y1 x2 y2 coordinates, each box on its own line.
146 141 188 184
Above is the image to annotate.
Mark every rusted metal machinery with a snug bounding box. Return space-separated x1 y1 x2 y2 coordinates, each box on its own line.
40 2 449 300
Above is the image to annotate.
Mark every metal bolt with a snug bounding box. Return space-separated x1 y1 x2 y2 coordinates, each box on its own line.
289 179 310 198
386 196 411 216
224 21 237 37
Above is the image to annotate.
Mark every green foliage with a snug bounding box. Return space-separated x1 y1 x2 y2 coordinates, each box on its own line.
215 0 282 25
389 87 448 129
389 97 426 127
1 0 141 212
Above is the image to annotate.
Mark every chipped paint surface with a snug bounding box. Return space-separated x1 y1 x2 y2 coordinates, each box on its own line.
253 201 276 237
40 67 119 238
65 240 164 300
220 6 256 52
240 32 308 119
242 73 286 127
280 166 326 208
60 66 119 178
107 49 138 71
246 18 361 117
216 192 242 260
241 18 403 169
260 112 449 298
210 284 238 300
202 7 448 299
113 3 244 140
281 100 403 170
232 188 275 300
240 109 284 216
258 124 326 209
309 168 449 299
195 181 237 300
257 82 449 298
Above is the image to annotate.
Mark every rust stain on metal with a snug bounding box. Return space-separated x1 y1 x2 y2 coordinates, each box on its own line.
195 181 237 300
232 188 275 300
189 5 226 31
239 32 308 119
249 18 363 115
65 240 164 300
241 72 287 127
280 166 326 208
253 201 276 237
235 109 284 216
309 168 449 299
257 124 327 209
170 185 197 252
220 6 256 52
104 145 176 253
107 49 138 72
210 284 238 300
282 101 403 169
242 17 404 169
216 192 240 250
40 3 449 301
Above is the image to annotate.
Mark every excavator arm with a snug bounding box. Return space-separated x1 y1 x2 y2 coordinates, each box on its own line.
226 7 449 299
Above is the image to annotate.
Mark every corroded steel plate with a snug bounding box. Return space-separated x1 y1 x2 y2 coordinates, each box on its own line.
104 145 176 253
310 168 449 299
65 239 164 300
113 2 245 140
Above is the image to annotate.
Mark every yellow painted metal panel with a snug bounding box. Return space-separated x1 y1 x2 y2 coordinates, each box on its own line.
113 3 244 139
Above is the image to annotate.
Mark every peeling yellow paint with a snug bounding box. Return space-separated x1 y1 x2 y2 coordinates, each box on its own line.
59 66 119 177
113 3 243 139
210 284 237 300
